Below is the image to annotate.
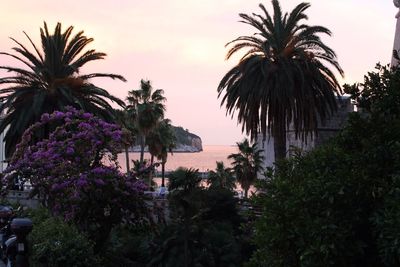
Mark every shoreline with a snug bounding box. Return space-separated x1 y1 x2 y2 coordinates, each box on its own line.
129 145 203 153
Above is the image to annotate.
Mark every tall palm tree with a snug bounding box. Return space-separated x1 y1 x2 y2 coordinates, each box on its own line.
218 0 344 161
228 139 263 198
0 22 126 158
113 108 137 172
147 119 176 187
126 79 166 164
207 161 236 191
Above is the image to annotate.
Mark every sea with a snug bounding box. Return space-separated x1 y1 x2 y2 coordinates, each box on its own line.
117 145 255 195
117 145 237 173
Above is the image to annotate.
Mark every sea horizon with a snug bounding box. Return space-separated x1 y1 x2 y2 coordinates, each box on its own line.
117 145 237 173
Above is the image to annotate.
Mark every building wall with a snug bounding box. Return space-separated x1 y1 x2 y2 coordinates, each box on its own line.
258 97 354 168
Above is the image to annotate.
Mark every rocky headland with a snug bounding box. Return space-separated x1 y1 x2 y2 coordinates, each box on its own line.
130 126 203 153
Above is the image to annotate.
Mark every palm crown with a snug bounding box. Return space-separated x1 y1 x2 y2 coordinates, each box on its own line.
126 80 166 135
207 161 236 191
126 79 166 163
0 22 126 158
218 0 344 160
228 139 263 198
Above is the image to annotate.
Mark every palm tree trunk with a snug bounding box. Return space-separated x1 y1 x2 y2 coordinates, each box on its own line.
124 145 130 172
140 135 146 164
273 125 287 161
161 161 166 187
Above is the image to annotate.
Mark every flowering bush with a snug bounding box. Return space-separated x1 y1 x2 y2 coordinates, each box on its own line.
3 107 149 249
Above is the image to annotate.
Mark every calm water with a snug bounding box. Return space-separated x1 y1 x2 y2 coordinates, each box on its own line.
117 145 255 195
117 145 237 173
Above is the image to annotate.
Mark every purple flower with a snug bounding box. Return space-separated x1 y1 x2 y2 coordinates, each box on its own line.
78 122 92 130
66 147 75 155
92 167 108 175
82 113 93 119
41 113 50 122
76 178 88 187
51 181 70 191
94 179 106 186
111 130 122 140
52 111 65 120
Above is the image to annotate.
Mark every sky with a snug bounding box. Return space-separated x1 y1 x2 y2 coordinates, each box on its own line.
0 0 396 145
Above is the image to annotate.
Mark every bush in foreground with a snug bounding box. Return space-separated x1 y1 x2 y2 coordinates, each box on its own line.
3 108 149 251
248 65 400 266
29 217 99 267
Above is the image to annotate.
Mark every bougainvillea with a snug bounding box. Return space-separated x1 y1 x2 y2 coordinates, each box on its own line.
3 107 149 249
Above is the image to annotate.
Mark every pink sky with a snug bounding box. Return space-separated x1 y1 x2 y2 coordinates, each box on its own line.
0 1 396 145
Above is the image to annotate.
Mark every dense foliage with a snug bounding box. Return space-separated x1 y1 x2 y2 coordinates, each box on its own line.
249 64 400 266
3 108 148 250
29 216 99 267
148 167 246 267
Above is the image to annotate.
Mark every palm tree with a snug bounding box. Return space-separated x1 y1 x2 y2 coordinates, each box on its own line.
228 139 263 198
168 167 202 193
207 161 236 191
147 119 176 187
113 108 137 172
218 0 343 161
168 167 202 267
0 22 125 158
126 79 166 164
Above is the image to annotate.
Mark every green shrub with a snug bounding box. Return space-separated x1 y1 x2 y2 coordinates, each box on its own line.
371 175 400 266
100 224 154 267
29 217 99 267
248 64 400 267
249 146 373 266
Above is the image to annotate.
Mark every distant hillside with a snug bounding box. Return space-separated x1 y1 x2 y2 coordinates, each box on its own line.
130 126 203 152
172 126 203 152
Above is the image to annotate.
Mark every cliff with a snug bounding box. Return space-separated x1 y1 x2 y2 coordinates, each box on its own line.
130 126 203 153
172 126 203 152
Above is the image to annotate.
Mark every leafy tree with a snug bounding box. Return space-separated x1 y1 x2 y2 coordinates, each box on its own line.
207 161 236 191
0 22 125 158
218 0 343 161
126 79 166 163
2 108 149 251
228 139 263 198
248 64 400 266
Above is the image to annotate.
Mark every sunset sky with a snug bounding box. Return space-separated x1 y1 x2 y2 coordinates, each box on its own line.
0 1 396 145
